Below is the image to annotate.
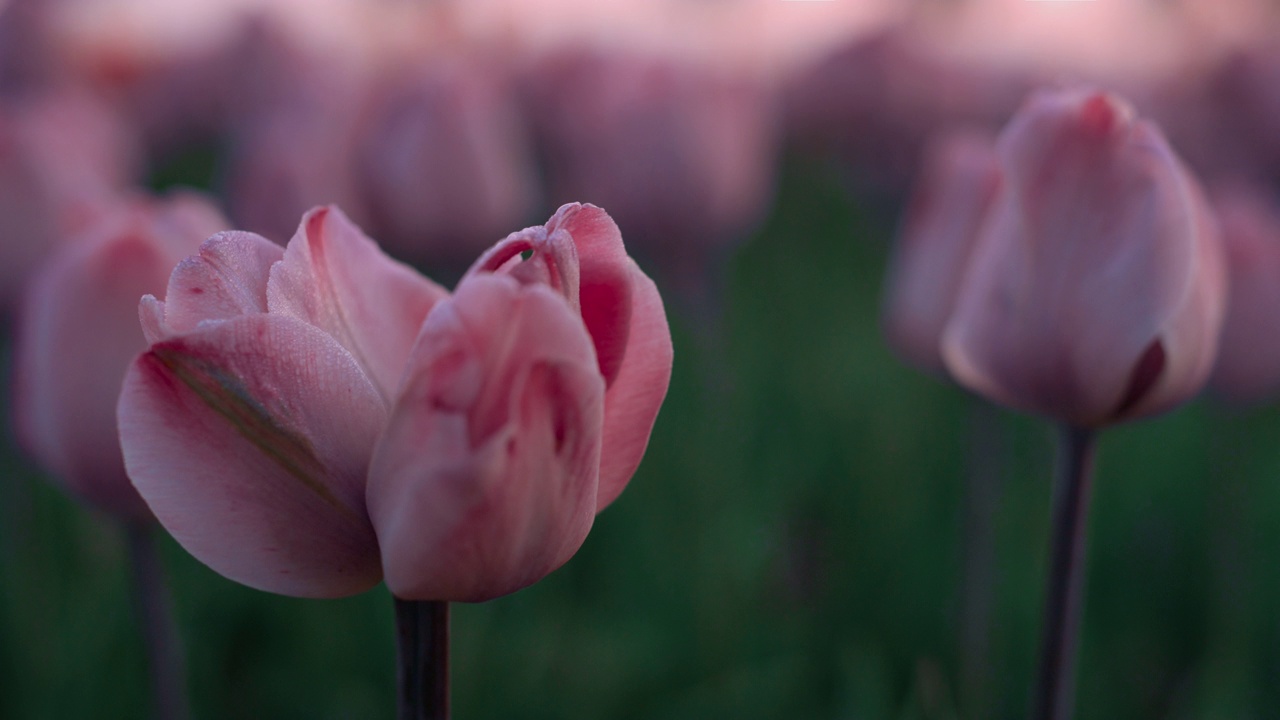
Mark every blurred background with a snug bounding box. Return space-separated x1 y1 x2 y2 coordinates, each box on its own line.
4 0 1280 717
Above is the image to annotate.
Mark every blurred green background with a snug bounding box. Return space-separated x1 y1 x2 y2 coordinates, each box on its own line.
3 158 1280 719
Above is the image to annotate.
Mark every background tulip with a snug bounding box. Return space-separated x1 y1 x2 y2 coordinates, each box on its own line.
881 130 1001 375
1207 184 1280 404
942 88 1226 428
13 191 226 518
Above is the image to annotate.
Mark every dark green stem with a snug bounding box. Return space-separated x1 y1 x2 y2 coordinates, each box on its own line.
1030 425 1098 720
125 521 190 720
395 599 450 720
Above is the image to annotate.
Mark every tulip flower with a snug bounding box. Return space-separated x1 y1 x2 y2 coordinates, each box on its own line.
0 88 142 307
118 202 671 600
881 130 1001 375
1207 184 1280 404
14 191 228 518
942 88 1226 429
355 55 536 266
937 87 1225 720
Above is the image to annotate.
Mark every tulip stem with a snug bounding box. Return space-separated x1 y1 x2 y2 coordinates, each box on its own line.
1031 425 1097 720
395 598 450 720
124 521 190 720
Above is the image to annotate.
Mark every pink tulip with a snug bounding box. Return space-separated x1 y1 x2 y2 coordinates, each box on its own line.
523 48 777 260
881 130 1001 375
13 192 229 519
1207 184 1280 404
118 203 671 600
369 203 673 601
941 88 1226 427
355 56 536 265
0 87 142 306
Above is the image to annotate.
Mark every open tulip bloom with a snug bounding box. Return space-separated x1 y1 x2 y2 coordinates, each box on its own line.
116 202 673 718
936 88 1225 719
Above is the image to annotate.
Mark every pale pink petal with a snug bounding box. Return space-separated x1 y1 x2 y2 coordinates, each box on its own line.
596 261 672 510
267 206 448 402
155 231 284 338
368 275 604 601
118 314 386 598
15 230 174 518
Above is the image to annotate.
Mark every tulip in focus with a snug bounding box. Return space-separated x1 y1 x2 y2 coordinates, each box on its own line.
881 130 1001 375
14 191 229 518
1207 184 1280 404
942 88 1226 428
117 203 671 601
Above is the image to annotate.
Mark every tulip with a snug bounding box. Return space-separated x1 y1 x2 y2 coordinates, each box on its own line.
355 55 536 266
1207 184 1280 404
369 203 673 601
0 88 142 307
881 130 1001 375
942 88 1226 428
14 191 228 518
938 87 1226 720
118 202 671 600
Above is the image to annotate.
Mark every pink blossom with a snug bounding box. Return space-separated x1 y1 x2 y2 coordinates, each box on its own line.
942 89 1226 427
14 192 228 518
118 203 671 600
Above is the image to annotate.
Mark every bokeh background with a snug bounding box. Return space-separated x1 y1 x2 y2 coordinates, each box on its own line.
4 0 1280 718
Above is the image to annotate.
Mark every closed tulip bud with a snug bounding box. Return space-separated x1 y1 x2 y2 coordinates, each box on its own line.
1207 184 1280 404
942 88 1226 427
882 130 1001 375
14 192 229 518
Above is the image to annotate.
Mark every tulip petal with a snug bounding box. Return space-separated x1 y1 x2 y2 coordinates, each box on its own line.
268 206 448 403
368 275 603 602
596 261 672 510
118 314 385 597
154 231 283 339
547 203 635 385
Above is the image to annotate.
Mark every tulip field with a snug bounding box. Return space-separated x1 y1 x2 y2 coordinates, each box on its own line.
5 1 1280 719
2 156 1279 718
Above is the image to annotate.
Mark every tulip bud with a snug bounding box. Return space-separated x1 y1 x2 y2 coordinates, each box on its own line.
882 130 1001 375
941 88 1226 427
1207 184 1280 404
14 192 228 518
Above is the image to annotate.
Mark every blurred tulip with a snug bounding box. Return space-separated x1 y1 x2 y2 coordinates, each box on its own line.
524 48 777 275
0 87 142 307
786 27 1027 197
119 202 671 600
13 191 228 518
942 88 1226 427
1207 184 1280 404
355 55 536 267
882 130 1001 375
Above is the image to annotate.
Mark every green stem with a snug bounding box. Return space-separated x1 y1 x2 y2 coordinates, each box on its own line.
125 521 190 720
1030 425 1098 720
395 599 450 720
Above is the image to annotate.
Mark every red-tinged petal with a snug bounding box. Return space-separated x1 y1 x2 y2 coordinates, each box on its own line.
15 228 176 518
118 314 385 598
596 260 672 510
369 275 604 602
267 206 448 403
155 231 283 338
547 203 634 385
